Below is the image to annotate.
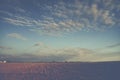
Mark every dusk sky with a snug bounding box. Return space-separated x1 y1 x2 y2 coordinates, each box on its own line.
0 0 120 62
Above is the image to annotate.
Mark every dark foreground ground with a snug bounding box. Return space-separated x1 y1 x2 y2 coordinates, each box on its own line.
0 61 120 80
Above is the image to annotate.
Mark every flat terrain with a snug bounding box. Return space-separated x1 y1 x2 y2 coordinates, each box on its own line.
0 61 120 80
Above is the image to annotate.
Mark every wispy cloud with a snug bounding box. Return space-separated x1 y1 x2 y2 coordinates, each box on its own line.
7 33 27 41
0 40 94 62
90 51 120 62
4 16 34 26
0 47 93 62
1 42 119 62
0 46 12 50
106 43 120 48
29 44 94 62
34 42 45 47
33 42 48 49
1 0 120 36
0 46 17 55
0 11 13 16
15 7 26 13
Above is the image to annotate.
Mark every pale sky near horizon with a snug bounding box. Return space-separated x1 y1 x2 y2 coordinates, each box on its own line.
0 0 120 62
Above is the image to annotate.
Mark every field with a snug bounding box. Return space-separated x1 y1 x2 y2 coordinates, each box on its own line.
0 61 120 80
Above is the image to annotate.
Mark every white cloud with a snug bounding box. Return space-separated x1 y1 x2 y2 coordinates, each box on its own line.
102 10 115 25
2 0 120 36
7 33 27 41
0 41 95 62
91 4 99 21
89 53 120 62
4 16 34 26
30 45 94 61
1 41 120 62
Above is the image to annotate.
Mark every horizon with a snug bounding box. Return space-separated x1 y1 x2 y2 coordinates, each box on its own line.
0 60 120 63
0 0 120 62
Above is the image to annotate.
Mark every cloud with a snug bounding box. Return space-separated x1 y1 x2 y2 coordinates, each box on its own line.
32 42 48 49
1 0 120 36
0 11 13 16
34 42 45 47
29 47 94 62
15 7 26 13
7 33 27 41
4 16 34 26
102 10 115 25
89 52 120 62
90 4 99 21
0 46 12 50
0 46 17 55
1 43 119 62
106 43 120 48
0 44 94 62
0 53 77 62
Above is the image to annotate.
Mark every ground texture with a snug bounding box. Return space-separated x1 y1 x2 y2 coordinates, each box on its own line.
0 62 120 80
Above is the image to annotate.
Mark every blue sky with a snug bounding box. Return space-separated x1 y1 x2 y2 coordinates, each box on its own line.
0 0 120 62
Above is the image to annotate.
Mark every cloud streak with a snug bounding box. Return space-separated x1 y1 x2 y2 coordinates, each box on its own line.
4 16 34 27
106 43 120 48
7 33 27 41
0 46 12 50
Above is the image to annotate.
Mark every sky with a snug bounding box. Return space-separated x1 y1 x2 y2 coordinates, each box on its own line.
0 0 120 62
